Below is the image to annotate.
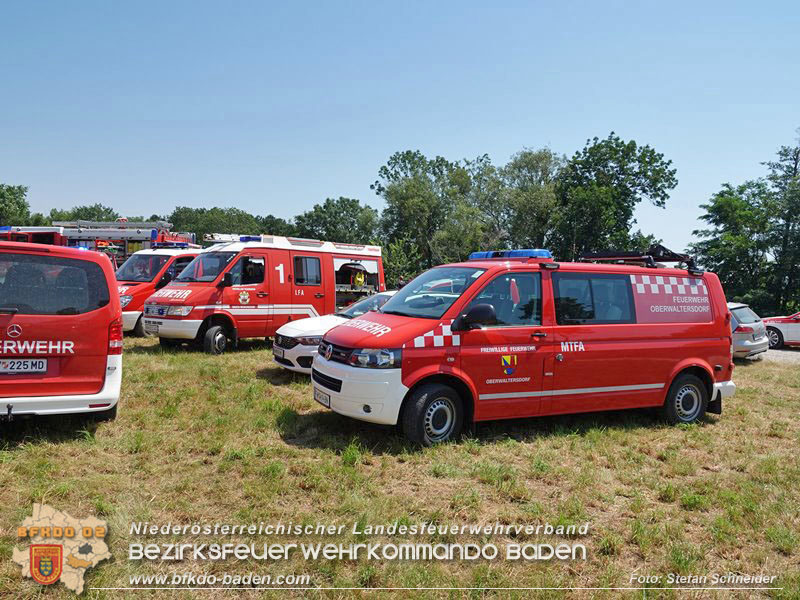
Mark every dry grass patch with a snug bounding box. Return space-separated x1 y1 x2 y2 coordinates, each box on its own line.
0 340 798 598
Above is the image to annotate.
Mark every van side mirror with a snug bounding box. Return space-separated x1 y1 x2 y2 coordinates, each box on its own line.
218 272 233 288
156 272 172 289
452 303 497 331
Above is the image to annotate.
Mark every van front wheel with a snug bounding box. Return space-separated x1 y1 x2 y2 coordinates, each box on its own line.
663 374 708 424
204 325 228 354
133 316 150 337
402 384 463 446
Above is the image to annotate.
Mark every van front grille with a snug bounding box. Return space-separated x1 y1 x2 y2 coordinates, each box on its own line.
312 368 342 393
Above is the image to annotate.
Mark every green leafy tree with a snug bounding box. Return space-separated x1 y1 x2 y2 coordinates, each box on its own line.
502 148 563 249
764 131 800 311
690 181 774 311
382 237 422 288
374 150 470 269
294 197 378 243
0 184 32 224
49 203 121 222
553 133 677 260
257 214 296 237
167 207 262 241
430 201 486 264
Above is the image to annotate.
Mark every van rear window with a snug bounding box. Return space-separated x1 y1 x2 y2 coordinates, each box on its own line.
0 253 110 315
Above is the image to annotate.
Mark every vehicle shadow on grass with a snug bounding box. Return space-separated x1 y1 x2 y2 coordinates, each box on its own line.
0 414 104 450
124 338 271 355
279 406 699 456
255 366 307 386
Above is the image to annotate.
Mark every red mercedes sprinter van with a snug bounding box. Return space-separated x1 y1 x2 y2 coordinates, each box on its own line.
0 242 122 420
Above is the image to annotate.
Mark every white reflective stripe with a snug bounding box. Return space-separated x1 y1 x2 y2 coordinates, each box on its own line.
479 382 664 401
190 304 320 317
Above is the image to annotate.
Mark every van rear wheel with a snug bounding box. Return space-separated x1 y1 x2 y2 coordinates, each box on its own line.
663 374 708 424
402 384 463 446
90 404 117 422
204 325 228 354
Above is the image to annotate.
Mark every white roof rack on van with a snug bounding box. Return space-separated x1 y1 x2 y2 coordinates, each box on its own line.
201 234 382 257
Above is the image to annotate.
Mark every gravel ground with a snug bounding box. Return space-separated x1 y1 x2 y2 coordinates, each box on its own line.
761 347 800 364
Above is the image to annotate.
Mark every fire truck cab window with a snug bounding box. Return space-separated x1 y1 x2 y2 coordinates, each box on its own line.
229 256 265 285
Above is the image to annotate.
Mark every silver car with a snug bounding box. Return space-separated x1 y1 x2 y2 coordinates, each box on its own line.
728 302 768 358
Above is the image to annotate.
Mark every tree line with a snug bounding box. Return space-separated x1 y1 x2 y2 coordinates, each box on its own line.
690 129 800 314
2 129 799 313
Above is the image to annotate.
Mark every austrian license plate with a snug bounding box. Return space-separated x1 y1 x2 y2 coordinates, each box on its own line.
143 320 160 335
314 387 331 408
0 358 47 374
273 346 284 359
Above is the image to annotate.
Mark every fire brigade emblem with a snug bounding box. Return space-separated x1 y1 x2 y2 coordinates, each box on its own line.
501 355 517 375
30 545 62 585
238 291 250 305
13 503 111 594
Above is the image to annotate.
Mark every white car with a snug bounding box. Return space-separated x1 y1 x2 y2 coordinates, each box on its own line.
272 291 396 374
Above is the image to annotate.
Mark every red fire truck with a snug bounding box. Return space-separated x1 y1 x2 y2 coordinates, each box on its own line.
142 235 385 353
0 221 196 262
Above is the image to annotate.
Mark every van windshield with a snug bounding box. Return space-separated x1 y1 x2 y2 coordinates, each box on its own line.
175 252 237 283
116 254 169 283
379 266 486 319
337 292 394 319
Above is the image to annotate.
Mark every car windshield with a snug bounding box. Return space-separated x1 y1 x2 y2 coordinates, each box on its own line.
175 252 237 283
116 254 169 282
337 292 394 319
379 266 486 319
731 306 760 324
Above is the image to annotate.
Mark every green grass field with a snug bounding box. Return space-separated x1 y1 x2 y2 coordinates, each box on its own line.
1 338 799 598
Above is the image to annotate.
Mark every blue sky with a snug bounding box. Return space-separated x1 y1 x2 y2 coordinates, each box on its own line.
1 0 797 251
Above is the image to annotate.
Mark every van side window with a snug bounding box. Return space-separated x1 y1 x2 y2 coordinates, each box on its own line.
294 256 321 285
464 272 541 326
554 273 634 325
228 256 265 285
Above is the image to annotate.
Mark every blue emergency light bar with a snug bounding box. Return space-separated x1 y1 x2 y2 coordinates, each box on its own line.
152 242 190 249
469 249 552 260
239 235 261 242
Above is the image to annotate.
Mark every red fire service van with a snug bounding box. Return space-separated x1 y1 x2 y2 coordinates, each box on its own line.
142 235 385 353
116 244 200 335
312 247 736 445
0 241 122 421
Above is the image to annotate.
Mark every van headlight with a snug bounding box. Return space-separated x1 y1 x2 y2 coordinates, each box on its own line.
167 305 193 316
347 348 402 368
120 295 133 308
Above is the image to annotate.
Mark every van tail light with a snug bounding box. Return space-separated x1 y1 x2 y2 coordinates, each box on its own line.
734 325 754 333
109 316 123 355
